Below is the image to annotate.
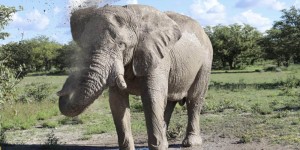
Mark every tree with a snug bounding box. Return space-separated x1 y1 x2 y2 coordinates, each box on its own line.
260 6 300 66
54 41 81 71
0 5 22 106
0 36 62 73
205 24 262 69
29 36 62 71
0 5 21 40
0 41 31 76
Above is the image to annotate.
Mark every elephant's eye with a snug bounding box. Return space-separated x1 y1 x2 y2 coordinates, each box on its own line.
117 42 126 50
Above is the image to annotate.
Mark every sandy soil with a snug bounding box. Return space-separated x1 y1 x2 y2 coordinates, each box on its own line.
3 125 298 150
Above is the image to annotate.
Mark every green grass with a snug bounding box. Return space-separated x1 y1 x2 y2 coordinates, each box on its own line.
42 121 59 128
211 71 300 84
0 101 59 130
0 75 65 130
1 65 300 147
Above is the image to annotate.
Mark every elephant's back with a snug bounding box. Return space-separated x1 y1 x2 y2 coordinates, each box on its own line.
165 11 212 59
165 12 213 101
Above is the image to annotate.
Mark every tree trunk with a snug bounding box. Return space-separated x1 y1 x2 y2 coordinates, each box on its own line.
228 60 234 70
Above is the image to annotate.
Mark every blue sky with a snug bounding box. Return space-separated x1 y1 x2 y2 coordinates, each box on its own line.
1 0 300 45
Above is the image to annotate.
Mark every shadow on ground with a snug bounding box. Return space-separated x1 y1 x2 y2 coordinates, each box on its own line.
1 144 201 150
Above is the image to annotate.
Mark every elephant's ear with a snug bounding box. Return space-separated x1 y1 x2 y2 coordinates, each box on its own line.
70 7 96 42
132 15 181 76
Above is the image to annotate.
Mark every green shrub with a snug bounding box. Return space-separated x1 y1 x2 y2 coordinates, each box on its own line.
42 121 58 128
275 111 289 118
19 82 55 103
0 62 21 108
202 101 221 113
264 65 281 72
84 125 106 135
283 75 299 88
167 122 184 139
78 135 92 141
251 103 272 115
238 134 253 143
202 99 244 113
255 69 263 72
45 130 60 145
278 76 300 96
0 128 6 144
58 117 83 125
232 103 250 112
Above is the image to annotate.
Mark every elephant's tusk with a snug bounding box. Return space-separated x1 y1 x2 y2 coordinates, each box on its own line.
56 90 71 96
116 74 127 90
56 90 64 96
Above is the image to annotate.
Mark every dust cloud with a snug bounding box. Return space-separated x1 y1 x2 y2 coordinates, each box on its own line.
68 0 121 12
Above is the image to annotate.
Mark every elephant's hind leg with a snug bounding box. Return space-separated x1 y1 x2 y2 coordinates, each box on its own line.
182 65 211 147
109 87 134 150
164 101 177 128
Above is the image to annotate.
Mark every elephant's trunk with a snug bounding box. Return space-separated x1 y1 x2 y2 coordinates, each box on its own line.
57 53 127 117
58 69 107 117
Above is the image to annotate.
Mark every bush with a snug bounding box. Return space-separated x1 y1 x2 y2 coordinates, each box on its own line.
0 61 21 108
58 117 83 125
0 128 6 144
45 130 60 145
264 65 281 72
19 83 55 103
251 103 272 115
283 75 300 88
278 75 300 96
275 111 289 118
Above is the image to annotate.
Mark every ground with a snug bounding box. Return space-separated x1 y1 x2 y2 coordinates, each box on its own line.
3 114 297 150
1 65 300 149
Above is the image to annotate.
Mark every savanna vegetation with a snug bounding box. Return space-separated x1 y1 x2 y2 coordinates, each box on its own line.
0 4 299 149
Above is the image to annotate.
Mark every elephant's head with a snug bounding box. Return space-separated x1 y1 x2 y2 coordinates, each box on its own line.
57 5 181 117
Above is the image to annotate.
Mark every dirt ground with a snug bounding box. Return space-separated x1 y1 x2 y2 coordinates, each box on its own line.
3 125 298 150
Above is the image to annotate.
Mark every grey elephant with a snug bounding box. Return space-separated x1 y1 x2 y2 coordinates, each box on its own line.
57 4 213 150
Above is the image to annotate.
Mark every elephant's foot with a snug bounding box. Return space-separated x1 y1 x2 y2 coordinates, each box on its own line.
119 144 134 150
118 138 135 150
148 139 168 150
182 134 203 147
149 143 168 150
119 146 134 150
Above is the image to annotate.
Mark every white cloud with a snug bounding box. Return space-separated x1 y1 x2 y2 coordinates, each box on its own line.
190 0 226 26
126 0 138 4
261 0 286 10
294 0 300 8
234 10 272 32
53 6 61 15
235 0 286 10
11 9 50 31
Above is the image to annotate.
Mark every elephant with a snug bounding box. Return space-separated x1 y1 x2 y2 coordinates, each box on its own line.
57 4 213 150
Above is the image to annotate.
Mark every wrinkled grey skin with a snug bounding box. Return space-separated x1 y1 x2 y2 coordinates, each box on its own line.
57 4 213 150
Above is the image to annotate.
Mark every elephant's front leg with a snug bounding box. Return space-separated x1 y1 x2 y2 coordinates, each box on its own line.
109 87 134 150
140 75 168 150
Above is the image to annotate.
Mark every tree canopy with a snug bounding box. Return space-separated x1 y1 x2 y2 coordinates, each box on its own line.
0 5 21 40
205 24 262 69
1 36 62 73
260 6 300 66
